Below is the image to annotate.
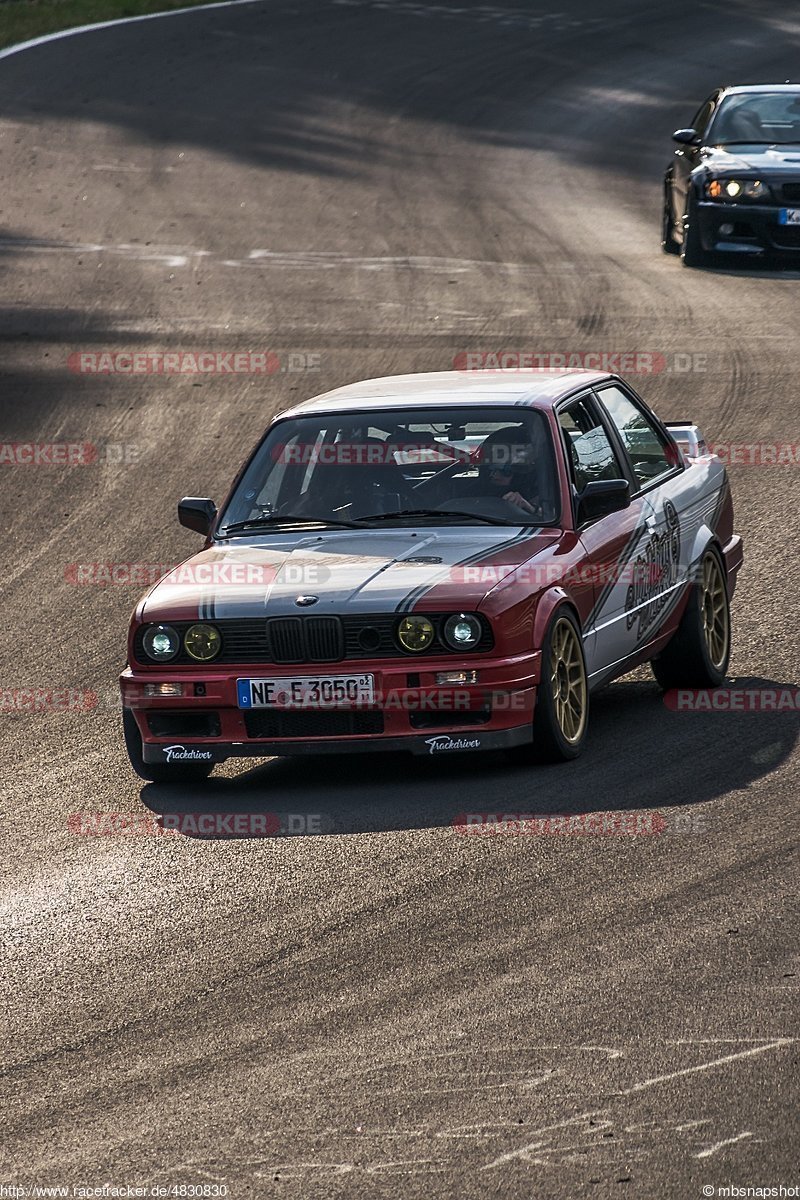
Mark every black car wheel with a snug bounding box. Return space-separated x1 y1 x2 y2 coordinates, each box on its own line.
662 184 680 255
681 195 709 268
123 707 214 784
652 547 731 689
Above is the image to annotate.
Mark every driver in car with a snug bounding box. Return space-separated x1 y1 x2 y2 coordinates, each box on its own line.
486 461 540 516
479 432 544 517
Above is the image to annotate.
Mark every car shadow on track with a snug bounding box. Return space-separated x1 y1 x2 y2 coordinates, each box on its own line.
138 674 799 839
696 259 800 279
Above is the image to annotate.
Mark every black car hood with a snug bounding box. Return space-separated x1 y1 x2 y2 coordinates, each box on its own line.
700 143 800 173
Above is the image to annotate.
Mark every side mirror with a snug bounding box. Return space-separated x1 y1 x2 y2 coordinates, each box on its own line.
577 479 630 524
672 127 700 145
178 497 217 536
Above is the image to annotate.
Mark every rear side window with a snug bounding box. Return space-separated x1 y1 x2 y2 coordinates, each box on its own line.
558 396 626 493
597 386 676 488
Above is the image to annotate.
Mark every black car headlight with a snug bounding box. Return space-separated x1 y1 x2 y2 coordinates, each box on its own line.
443 613 482 651
183 623 222 661
142 624 181 662
705 177 772 202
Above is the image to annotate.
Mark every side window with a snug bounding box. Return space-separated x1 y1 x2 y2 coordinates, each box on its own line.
690 96 715 136
597 386 676 489
558 396 626 494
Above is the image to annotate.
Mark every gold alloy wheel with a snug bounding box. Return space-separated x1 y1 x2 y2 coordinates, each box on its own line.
701 552 729 670
550 617 587 745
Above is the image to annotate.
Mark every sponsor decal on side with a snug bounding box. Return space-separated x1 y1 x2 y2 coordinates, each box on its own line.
624 500 681 641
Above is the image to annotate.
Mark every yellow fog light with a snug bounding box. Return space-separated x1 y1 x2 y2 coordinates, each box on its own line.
396 615 435 652
184 623 222 661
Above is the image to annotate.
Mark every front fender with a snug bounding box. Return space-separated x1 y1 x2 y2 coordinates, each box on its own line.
532 587 586 650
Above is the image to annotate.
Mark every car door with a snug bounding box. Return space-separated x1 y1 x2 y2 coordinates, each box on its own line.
671 92 718 223
592 382 694 667
556 392 645 685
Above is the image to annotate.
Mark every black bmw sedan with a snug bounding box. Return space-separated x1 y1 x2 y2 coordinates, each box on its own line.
663 84 800 266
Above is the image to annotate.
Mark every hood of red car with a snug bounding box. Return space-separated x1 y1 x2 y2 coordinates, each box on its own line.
140 527 560 621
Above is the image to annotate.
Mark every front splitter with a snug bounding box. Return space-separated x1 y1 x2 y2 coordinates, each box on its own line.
141 725 533 762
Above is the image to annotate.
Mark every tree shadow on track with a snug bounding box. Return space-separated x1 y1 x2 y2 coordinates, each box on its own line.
139 674 799 839
0 0 796 185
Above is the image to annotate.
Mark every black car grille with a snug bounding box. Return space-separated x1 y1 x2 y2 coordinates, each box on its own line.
781 182 800 203
266 616 344 663
133 614 493 664
244 709 384 738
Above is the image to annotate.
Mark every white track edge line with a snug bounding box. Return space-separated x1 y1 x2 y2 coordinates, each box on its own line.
0 0 266 64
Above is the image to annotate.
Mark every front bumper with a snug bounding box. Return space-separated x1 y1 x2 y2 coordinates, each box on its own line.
120 649 539 761
696 200 800 254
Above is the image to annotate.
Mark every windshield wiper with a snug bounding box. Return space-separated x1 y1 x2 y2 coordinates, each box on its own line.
221 514 364 534
359 508 520 526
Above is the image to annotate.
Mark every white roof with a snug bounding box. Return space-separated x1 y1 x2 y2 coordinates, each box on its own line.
284 369 610 416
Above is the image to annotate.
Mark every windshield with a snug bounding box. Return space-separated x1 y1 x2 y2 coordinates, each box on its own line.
709 91 800 145
218 406 559 531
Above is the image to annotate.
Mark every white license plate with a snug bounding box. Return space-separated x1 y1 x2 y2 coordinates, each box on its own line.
237 674 375 709
779 208 800 225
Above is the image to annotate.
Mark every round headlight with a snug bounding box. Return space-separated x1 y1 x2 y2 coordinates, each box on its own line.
396 615 435 653
707 177 769 201
184 623 222 661
142 624 180 662
443 613 482 650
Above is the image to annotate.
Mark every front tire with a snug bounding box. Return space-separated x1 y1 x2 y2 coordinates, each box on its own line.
652 547 731 689
509 609 589 763
123 707 214 784
681 196 709 268
662 184 680 255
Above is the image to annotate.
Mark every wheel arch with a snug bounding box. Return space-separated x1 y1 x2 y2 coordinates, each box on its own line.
532 587 585 649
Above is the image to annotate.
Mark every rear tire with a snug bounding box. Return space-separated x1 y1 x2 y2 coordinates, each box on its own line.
651 547 731 689
508 609 589 764
123 707 214 784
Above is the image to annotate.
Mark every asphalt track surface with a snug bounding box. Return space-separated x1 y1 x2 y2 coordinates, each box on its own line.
1 0 799 1196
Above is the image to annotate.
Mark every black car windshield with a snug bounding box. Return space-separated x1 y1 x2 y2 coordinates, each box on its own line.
709 91 800 145
218 406 560 532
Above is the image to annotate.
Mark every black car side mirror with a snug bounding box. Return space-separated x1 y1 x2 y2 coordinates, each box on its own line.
178 497 217 536
672 127 700 145
577 479 630 524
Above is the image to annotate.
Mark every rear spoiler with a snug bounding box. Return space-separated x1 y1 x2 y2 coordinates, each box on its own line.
664 422 710 461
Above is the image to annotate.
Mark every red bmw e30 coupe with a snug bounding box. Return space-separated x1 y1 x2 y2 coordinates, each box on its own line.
120 370 742 782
